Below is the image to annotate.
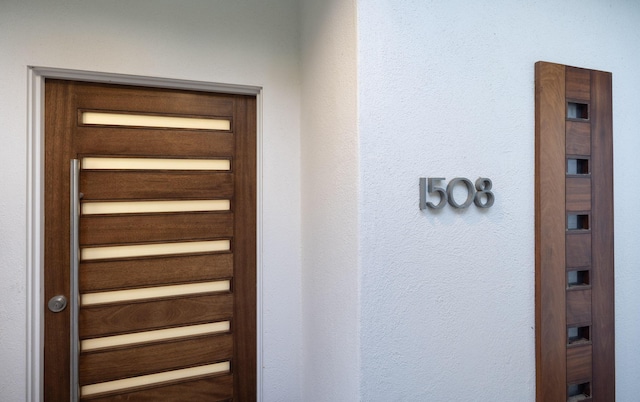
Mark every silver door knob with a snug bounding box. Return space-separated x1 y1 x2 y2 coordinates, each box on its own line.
48 295 68 313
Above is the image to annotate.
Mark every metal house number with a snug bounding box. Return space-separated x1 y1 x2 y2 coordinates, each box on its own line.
419 177 494 210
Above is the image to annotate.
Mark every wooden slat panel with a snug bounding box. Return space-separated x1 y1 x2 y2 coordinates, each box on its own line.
590 70 615 401
566 177 591 211
535 61 567 402
232 96 257 401
83 374 233 402
80 171 233 200
79 293 233 338
566 121 591 156
80 212 233 245
567 345 592 384
80 254 233 292
566 67 591 101
566 232 591 268
44 79 75 402
80 334 232 385
74 82 235 117
567 289 592 326
76 127 234 157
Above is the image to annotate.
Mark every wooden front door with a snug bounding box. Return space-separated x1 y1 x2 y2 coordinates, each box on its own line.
44 80 256 401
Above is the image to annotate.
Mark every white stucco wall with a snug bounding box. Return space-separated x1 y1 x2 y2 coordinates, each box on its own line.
357 1 640 400
300 0 360 400
0 1 302 400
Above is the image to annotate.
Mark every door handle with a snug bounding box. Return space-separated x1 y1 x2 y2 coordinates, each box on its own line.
48 295 68 313
70 159 80 401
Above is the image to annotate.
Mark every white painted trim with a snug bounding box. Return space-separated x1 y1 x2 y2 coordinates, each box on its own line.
26 66 264 401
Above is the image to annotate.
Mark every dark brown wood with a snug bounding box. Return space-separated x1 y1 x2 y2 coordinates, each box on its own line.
80 253 233 292
79 293 233 338
80 212 233 245
80 334 233 384
83 374 233 401
566 121 591 156
45 80 256 400
80 171 233 200
566 232 591 268
536 62 614 401
74 82 234 117
535 61 567 402
44 79 75 402
590 70 615 401
567 345 593 384
566 177 591 211
566 289 592 326
232 96 257 401
566 67 591 101
76 127 234 157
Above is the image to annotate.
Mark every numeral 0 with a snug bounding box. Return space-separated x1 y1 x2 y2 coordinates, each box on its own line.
419 177 494 210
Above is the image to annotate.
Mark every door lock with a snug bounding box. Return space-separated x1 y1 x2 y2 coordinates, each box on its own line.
48 295 68 313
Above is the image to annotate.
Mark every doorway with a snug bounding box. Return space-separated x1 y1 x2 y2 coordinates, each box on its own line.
42 78 257 401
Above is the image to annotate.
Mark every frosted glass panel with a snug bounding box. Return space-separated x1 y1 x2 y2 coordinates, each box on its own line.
81 321 230 351
82 157 230 171
81 362 230 396
81 240 230 260
82 200 230 215
82 280 230 306
82 112 230 130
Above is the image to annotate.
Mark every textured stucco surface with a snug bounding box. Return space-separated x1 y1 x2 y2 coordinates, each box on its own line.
300 0 360 400
357 1 640 400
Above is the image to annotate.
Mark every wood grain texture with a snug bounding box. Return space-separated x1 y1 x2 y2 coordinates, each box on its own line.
46 80 257 400
80 334 233 385
74 82 234 117
566 232 592 268
80 171 233 200
590 70 615 401
566 67 591 101
80 212 233 245
76 127 234 157
567 345 593 384
82 374 233 401
566 289 592 326
232 96 257 401
535 61 567 402
44 79 75 402
80 253 233 292
79 293 233 338
566 121 591 156
566 177 591 211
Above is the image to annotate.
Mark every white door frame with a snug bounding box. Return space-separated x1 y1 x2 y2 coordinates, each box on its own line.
26 66 264 401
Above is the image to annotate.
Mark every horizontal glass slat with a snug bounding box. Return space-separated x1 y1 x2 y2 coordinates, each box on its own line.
82 112 230 130
82 200 230 215
80 362 230 396
82 157 230 171
82 280 230 306
81 321 230 351
81 240 230 260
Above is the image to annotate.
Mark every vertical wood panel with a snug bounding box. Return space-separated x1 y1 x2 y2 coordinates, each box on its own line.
566 177 592 211
566 121 591 156
566 290 592 326
566 67 591 101
590 70 615 401
535 61 567 402
232 96 257 401
567 345 593 384
44 80 76 402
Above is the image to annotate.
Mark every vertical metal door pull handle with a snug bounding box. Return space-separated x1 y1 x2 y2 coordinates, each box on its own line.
70 159 80 402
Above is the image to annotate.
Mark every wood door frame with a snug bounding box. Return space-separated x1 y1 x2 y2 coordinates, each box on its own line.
27 66 264 401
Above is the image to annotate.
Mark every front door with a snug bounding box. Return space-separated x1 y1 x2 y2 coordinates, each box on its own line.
44 80 256 401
